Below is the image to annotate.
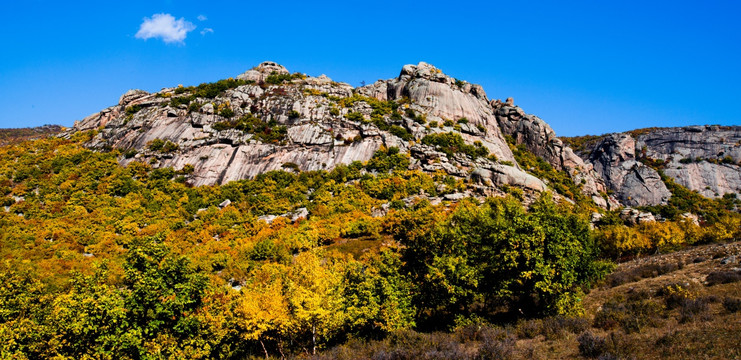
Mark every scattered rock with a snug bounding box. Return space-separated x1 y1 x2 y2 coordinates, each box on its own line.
620 207 656 225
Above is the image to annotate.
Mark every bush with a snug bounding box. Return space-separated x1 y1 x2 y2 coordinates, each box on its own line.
678 297 709 323
578 331 606 358
125 105 142 116
265 72 302 85
607 262 684 287
123 149 138 159
722 297 741 312
421 132 489 159
515 316 588 341
706 270 741 286
212 114 287 143
162 141 179 153
594 295 664 333
147 138 165 152
219 106 234 118
389 125 413 141
345 112 364 122
478 335 516 360
366 147 410 173
578 331 629 360
660 284 693 309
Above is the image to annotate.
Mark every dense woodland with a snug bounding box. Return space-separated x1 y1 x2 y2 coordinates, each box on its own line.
0 131 739 359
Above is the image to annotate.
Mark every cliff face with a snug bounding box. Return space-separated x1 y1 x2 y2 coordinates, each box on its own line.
566 126 741 206
494 104 616 208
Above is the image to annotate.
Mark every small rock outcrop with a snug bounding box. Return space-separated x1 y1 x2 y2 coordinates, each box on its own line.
588 133 671 207
635 126 741 198
566 126 741 205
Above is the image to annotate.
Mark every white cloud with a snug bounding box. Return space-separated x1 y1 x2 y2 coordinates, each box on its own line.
197 15 207 21
135 13 195 44
201 28 214 36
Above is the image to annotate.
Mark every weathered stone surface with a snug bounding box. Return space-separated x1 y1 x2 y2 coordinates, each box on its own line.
585 133 671 207
236 61 290 83
486 164 548 192
361 62 516 164
634 126 741 198
118 89 150 106
620 207 656 225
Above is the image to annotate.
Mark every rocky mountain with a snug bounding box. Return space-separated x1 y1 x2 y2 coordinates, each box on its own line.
70 61 740 210
563 126 741 206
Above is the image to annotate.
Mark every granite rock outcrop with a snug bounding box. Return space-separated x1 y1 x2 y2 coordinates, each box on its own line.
70 61 741 211
72 62 543 199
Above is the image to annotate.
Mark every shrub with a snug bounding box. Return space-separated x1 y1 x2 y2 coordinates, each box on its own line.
188 102 201 112
660 284 693 309
122 149 138 159
147 138 165 152
148 167 175 181
281 162 300 172
389 125 413 141
578 331 606 358
161 141 179 153
288 110 300 119
212 114 287 143
265 72 293 84
125 105 142 116
678 297 709 323
366 146 409 173
607 262 683 287
345 112 364 122
478 335 516 359
177 164 194 175
722 297 741 312
594 295 664 333
706 270 741 286
421 132 489 159
219 106 234 118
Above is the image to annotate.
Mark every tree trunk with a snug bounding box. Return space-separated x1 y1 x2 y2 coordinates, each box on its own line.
312 324 317 355
260 339 269 360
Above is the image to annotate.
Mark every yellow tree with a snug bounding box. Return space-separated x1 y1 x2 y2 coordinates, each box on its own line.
233 263 291 359
285 251 344 355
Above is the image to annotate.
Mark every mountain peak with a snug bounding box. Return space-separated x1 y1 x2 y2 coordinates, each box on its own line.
236 61 290 82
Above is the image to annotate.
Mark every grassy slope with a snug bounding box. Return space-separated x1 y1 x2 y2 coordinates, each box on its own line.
518 241 741 360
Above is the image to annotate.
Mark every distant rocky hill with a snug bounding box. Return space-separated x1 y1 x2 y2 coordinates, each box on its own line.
69 61 740 210
562 126 741 206
0 125 64 146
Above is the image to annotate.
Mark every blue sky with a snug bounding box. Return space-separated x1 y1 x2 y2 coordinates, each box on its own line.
1 1 739 136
